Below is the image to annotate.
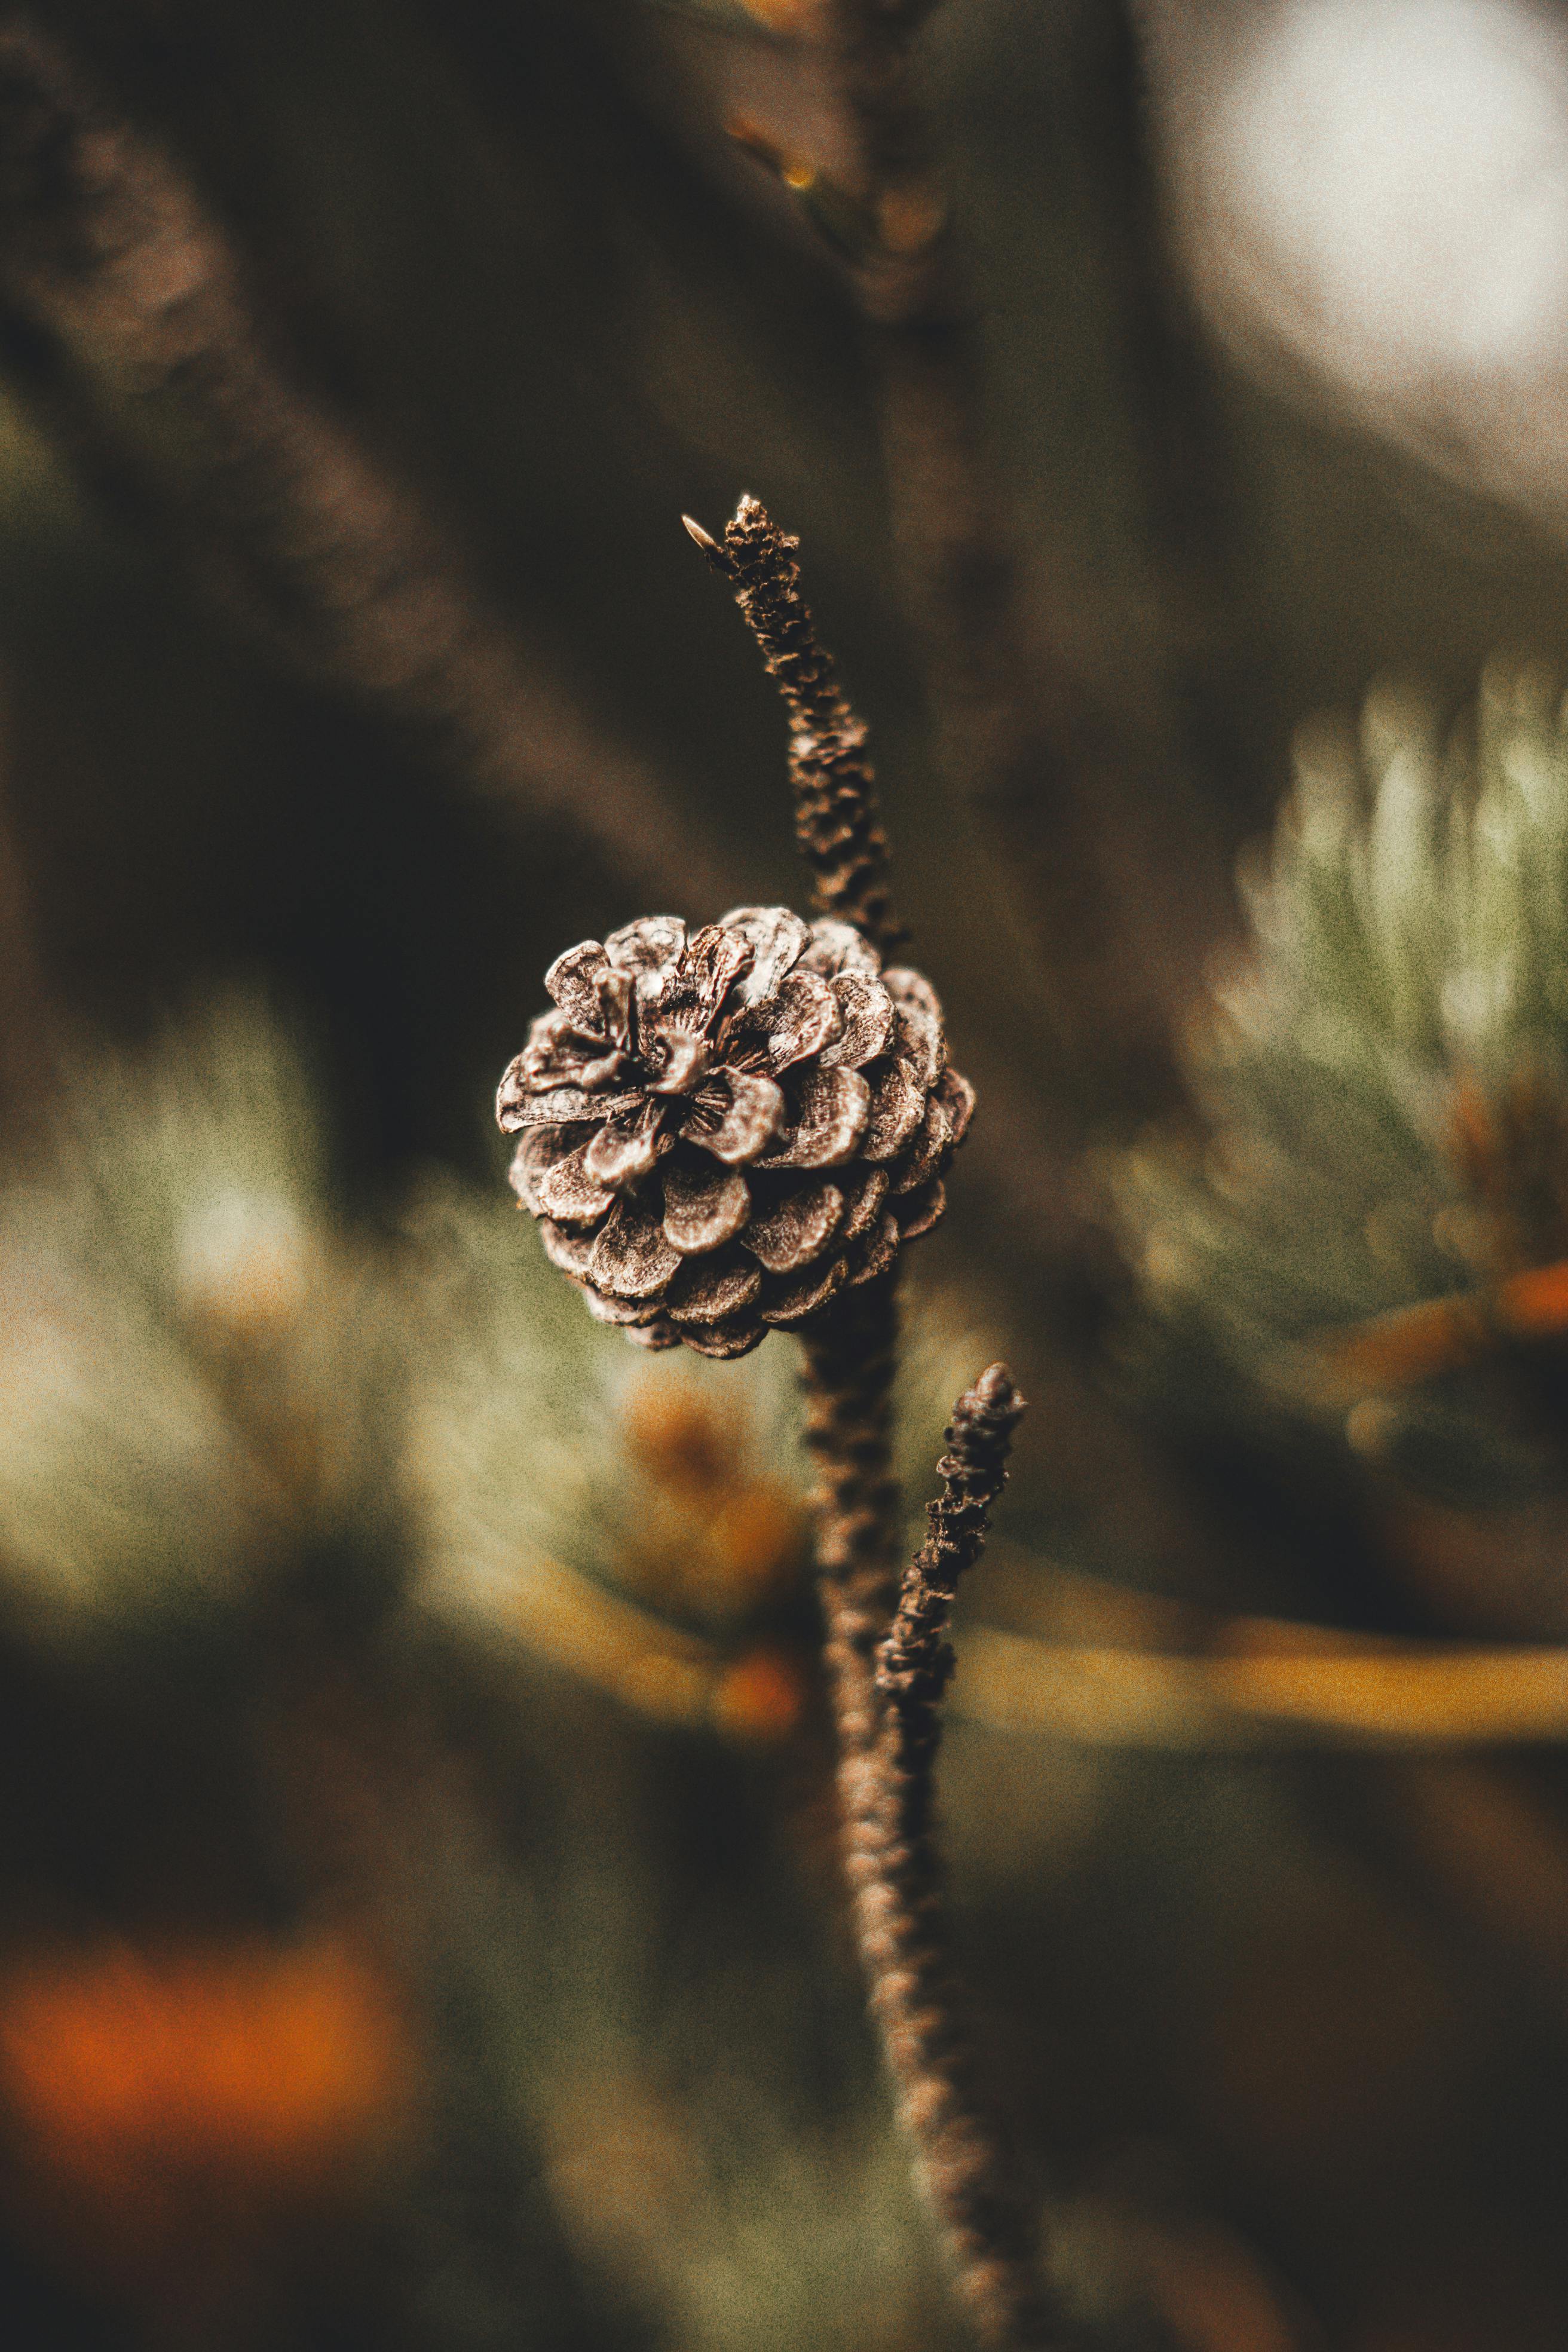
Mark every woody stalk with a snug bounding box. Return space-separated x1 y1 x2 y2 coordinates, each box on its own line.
495 497 1059 2348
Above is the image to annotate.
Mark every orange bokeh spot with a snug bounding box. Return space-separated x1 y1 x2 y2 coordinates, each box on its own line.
0 1935 413 2283
710 1644 808 1743
623 1382 737 1497
1330 1296 1489 1389
621 1377 807 1621
1497 1257 1568 1337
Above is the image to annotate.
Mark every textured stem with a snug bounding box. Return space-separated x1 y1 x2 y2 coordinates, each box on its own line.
0 17 713 905
798 1274 905 1763
852 1363 1061 2349
876 1363 1023 1842
686 496 905 958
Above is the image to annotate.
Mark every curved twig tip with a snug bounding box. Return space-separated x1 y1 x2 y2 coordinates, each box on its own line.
691 491 905 954
968 1361 1022 1419
681 513 732 574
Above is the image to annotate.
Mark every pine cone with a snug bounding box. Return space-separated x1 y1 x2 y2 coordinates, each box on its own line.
496 907 974 1357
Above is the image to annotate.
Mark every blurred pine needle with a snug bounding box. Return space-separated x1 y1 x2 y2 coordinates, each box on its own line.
2 988 1560 1754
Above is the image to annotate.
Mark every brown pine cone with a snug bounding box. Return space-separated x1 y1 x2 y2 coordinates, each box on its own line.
496 907 974 1358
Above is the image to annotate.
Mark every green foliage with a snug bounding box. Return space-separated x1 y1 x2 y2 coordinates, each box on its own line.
0 992 406 1650
0 991 985 1686
1115 657 1568 1504
0 993 997 2347
403 1169 990 1726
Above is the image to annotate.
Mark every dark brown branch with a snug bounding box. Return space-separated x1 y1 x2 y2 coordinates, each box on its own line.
686 496 905 957
0 18 715 905
876 1360 1022 1834
798 1274 905 1764
806 0 1224 1100
840 1362 1061 2349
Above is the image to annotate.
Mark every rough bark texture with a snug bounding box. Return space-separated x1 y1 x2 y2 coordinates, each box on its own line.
799 1274 905 1762
847 1363 1062 2349
801 1325 1059 2346
688 496 905 958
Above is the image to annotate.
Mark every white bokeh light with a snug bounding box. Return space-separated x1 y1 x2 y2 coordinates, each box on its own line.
1149 0 1568 532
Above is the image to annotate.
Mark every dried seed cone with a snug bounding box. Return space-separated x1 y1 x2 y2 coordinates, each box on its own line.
497 907 974 1357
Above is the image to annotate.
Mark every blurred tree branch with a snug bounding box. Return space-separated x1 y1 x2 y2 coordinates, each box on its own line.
800 0 1232 1100
0 15 723 908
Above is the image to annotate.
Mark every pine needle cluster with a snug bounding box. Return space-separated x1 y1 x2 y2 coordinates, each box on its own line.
1117 657 1568 1506
0 990 982 1710
0 993 405 1653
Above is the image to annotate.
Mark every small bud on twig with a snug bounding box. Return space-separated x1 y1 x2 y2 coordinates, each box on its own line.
680 514 731 574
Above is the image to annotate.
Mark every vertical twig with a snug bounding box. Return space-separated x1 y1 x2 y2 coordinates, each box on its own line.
0 17 718 906
847 1362 1059 2347
690 498 908 1761
693 509 1054 2344
798 1275 905 1763
685 494 905 956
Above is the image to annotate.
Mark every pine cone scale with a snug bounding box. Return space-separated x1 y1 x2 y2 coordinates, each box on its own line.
841 1165 890 1239
799 921 878 979
497 1081 641 1128
744 1178 846 1273
862 1066 926 1160
682 1316 767 1359
722 969 841 1071
720 905 813 1004
535 1142 617 1225
936 1068 976 1143
897 1181 945 1242
757 1065 871 1170
590 1197 682 1300
538 1218 596 1279
819 973 895 1068
661 1157 750 1253
665 1249 762 1325
760 1253 850 1326
543 941 633 1041
855 1211 902 1286
681 1068 786 1162
583 1105 667 1188
892 1100 953 1195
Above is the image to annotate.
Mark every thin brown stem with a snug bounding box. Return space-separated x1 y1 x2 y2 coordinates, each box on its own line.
875 1362 1023 1845
0 17 714 905
798 1273 905 1764
725 473 1059 2339
845 1362 1062 2349
686 495 905 957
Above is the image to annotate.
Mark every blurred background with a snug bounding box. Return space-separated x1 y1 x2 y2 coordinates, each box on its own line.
5 2 1568 2346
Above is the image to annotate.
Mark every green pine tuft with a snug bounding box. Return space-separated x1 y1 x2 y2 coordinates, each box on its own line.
1115 657 1568 1507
